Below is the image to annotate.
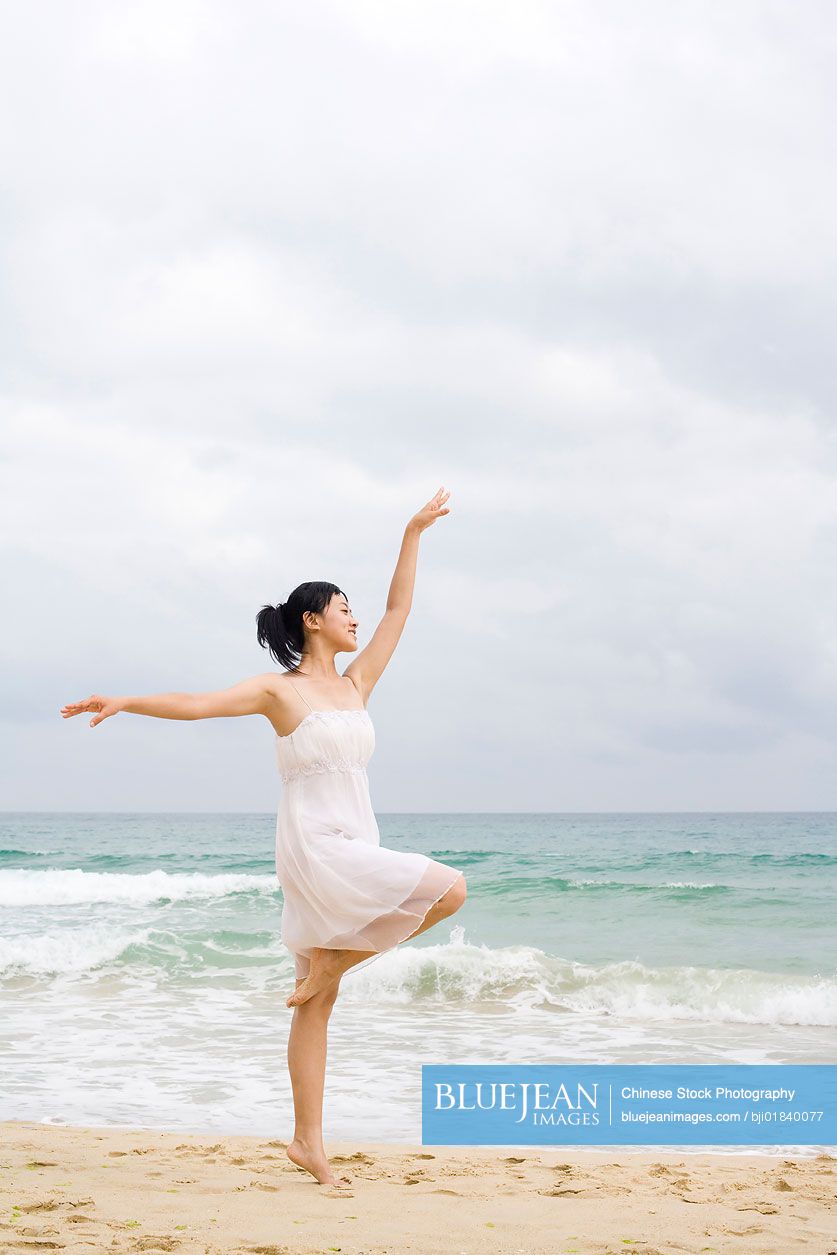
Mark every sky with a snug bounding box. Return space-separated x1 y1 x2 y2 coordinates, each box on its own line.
2 0 836 811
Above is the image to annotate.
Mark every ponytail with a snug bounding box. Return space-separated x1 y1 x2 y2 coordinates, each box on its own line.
256 602 299 671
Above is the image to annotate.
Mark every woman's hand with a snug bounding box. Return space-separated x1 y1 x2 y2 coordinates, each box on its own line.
60 695 123 727
409 485 451 533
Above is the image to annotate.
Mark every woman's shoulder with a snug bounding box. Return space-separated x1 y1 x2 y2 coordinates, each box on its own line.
262 671 295 699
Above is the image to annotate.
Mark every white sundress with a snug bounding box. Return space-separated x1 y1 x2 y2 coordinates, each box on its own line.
274 681 464 980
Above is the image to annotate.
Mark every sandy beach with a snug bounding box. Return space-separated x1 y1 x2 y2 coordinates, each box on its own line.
1 1121 834 1254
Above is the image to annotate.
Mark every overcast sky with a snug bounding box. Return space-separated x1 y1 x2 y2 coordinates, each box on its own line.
2 0 836 812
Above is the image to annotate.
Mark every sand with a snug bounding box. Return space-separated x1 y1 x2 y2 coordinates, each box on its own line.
0 1120 834 1254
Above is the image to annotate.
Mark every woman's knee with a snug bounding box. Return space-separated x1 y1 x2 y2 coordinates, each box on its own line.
442 872 467 913
297 988 339 1018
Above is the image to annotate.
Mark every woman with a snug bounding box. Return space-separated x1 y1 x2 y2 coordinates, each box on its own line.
60 485 467 1188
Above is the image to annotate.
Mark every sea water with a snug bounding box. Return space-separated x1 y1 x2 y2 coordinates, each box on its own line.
1 811 834 1152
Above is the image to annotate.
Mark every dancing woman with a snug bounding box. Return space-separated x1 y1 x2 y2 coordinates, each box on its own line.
60 486 467 1187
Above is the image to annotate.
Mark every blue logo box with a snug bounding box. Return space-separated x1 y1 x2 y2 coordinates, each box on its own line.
421 1064 837 1146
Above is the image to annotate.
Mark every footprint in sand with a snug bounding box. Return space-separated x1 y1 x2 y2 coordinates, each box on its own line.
14 1229 65 1247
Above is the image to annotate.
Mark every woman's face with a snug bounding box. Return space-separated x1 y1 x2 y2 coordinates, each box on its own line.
323 593 359 652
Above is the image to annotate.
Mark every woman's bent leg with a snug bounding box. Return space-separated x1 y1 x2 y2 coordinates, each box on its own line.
286 872 467 1008
401 871 467 941
286 945 377 1008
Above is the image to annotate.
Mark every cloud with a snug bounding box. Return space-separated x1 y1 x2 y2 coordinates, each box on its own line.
2 0 836 808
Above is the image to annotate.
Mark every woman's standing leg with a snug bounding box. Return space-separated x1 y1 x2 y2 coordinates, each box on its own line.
285 979 352 1187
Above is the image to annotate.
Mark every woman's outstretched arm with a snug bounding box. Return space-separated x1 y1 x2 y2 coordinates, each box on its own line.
60 674 277 728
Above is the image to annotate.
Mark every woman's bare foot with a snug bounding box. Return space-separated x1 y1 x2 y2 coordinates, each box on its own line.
286 1138 352 1187
286 946 374 1007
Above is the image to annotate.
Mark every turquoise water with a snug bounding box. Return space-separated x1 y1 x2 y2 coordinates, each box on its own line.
1 811 835 1150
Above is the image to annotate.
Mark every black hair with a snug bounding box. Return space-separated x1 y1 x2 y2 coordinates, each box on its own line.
256 581 347 671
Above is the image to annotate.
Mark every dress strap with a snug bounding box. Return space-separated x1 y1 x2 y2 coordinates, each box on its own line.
287 680 314 712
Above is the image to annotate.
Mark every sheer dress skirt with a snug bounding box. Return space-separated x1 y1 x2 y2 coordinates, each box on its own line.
274 708 463 980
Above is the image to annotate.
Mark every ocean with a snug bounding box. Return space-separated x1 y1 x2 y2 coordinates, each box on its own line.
1 811 834 1153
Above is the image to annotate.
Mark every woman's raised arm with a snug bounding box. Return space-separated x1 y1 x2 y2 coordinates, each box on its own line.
60 674 277 728
344 485 451 700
